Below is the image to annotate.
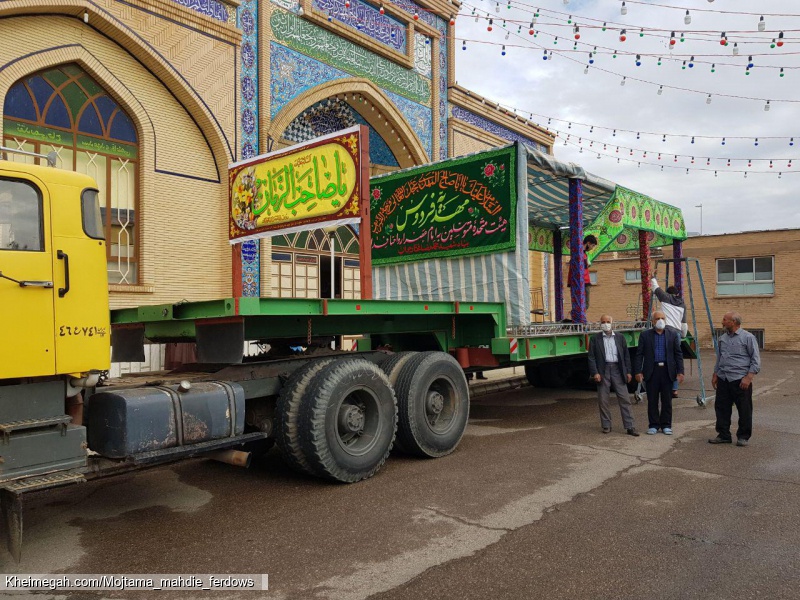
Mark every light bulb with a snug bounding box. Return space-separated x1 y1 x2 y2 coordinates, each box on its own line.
706 94 712 104
620 76 626 86
764 101 770 112
584 66 589 74
684 10 691 25
733 42 739 56
657 85 663 95
83 10 88 23
621 1 627 16
758 16 765 32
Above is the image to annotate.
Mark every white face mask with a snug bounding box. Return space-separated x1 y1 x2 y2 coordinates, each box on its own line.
655 319 666 330
600 323 612 332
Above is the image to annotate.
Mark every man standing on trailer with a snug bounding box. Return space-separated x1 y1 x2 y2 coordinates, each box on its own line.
709 312 760 447
651 276 688 397
636 310 684 435
588 315 639 436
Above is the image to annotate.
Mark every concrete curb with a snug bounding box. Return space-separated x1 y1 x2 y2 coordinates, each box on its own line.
468 375 530 398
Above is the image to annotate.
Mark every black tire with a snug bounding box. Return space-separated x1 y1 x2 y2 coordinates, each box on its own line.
539 361 572 388
380 352 419 453
297 359 397 483
524 362 543 387
394 351 470 458
274 358 338 475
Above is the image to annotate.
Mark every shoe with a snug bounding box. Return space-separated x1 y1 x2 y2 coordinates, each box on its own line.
736 438 749 447
708 436 732 444
602 427 611 434
646 428 658 435
672 390 679 398
662 427 673 435
476 375 488 380
627 428 640 437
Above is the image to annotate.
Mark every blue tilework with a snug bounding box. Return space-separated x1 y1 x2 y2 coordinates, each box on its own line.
172 0 229 22
452 105 548 151
271 43 432 158
238 0 260 296
312 0 407 52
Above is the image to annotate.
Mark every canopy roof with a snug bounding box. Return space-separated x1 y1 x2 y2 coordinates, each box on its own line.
522 144 687 257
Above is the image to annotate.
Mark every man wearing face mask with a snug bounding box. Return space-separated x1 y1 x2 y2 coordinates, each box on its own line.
651 277 688 398
588 315 639 436
635 310 685 435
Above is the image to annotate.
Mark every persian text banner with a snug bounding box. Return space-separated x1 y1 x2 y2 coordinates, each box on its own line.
370 146 516 265
229 127 363 242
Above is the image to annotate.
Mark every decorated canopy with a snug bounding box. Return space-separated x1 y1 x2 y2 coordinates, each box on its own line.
523 145 687 258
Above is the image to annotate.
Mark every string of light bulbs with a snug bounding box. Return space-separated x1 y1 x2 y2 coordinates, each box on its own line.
458 5 800 104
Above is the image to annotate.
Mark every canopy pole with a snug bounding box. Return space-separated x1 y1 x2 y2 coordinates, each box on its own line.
639 230 651 320
672 239 684 297
553 229 564 321
568 178 587 324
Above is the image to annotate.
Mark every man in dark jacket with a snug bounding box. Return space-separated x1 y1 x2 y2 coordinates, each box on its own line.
636 310 685 435
651 277 688 397
588 314 639 436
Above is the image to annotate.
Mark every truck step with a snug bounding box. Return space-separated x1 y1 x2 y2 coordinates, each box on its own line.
2 470 85 494
0 415 72 434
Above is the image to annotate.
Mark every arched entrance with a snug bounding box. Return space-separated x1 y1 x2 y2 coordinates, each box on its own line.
3 63 139 285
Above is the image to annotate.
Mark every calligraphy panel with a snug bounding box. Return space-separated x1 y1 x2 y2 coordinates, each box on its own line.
230 127 363 242
370 145 517 265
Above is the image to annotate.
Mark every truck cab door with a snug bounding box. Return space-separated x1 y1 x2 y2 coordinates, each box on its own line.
51 184 110 375
0 175 56 378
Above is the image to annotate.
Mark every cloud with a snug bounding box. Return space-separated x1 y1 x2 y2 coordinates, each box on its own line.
454 0 800 234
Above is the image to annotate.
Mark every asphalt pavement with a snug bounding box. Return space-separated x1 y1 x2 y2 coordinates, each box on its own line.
2 350 798 600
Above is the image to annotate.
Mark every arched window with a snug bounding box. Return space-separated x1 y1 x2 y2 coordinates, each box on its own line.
3 64 139 285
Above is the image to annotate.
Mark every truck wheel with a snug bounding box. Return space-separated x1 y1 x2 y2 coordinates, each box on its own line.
524 362 543 387
394 352 470 458
274 358 338 475
538 362 570 388
380 352 418 453
298 359 397 483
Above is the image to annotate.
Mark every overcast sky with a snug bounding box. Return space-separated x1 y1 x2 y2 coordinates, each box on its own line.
454 0 799 235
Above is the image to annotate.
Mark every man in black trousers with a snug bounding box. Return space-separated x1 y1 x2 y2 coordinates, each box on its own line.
588 314 639 436
635 310 684 435
709 312 761 447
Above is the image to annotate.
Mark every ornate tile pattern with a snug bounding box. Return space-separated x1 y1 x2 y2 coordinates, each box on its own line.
172 0 230 22
384 89 432 158
270 10 431 105
283 98 398 166
312 0 407 52
437 17 447 159
239 0 260 296
414 32 432 78
271 43 432 158
452 105 547 151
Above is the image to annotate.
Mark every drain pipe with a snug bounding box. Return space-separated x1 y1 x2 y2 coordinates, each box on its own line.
208 449 251 468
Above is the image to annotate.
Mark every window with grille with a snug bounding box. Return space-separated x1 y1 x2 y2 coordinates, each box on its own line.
716 257 774 296
3 64 139 284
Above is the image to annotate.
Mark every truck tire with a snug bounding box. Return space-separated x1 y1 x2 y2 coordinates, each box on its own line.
537 361 571 388
380 352 419 453
524 362 543 387
393 351 470 458
274 358 338 475
298 359 397 483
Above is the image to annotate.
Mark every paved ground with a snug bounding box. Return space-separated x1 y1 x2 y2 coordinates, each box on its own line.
2 350 798 600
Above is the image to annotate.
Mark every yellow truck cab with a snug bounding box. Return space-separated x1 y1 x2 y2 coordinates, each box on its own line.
1 146 109 506
0 148 109 378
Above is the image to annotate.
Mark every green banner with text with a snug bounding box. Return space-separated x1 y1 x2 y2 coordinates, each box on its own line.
370 146 516 265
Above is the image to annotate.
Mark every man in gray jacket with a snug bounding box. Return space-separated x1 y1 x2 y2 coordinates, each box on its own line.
651 277 687 397
588 314 639 436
